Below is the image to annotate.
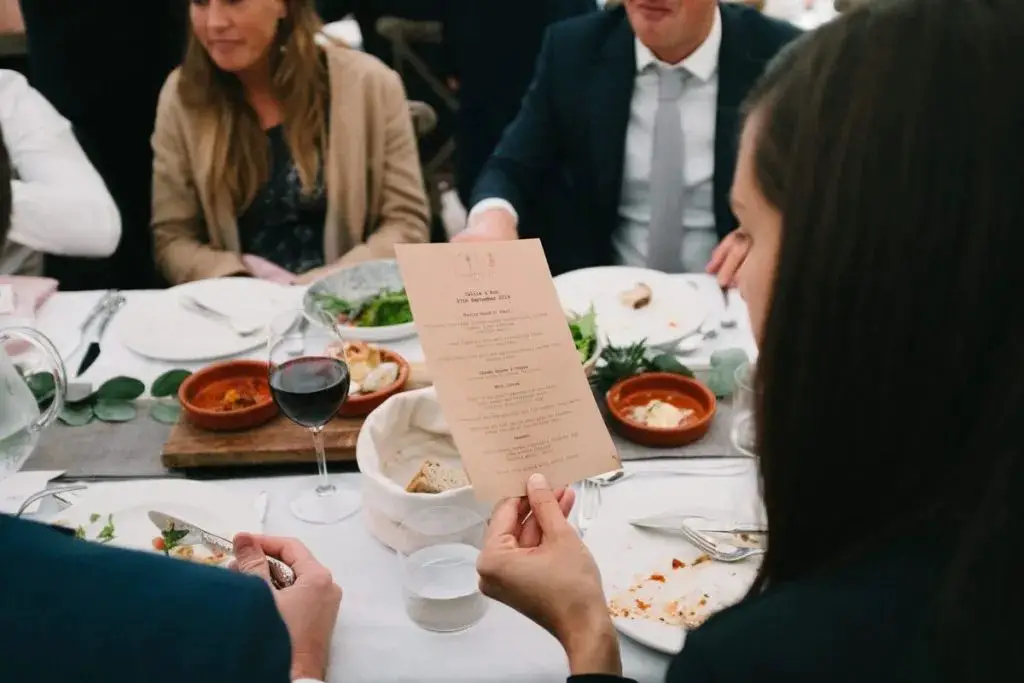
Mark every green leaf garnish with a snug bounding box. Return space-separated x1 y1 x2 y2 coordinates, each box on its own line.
74 525 86 540
59 403 95 426
97 377 145 401
96 514 115 544
589 340 695 394
161 524 190 555
93 399 138 423
568 306 599 364
25 372 56 404
150 400 182 425
89 513 100 523
151 370 192 398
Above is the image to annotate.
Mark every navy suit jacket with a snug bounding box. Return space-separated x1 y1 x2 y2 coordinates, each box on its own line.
0 515 291 683
471 3 800 276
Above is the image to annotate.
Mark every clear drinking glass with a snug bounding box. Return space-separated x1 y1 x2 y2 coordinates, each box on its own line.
267 310 360 524
0 327 67 482
731 362 756 457
397 506 488 632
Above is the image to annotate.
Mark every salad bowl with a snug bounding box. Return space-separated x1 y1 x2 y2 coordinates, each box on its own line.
303 259 417 342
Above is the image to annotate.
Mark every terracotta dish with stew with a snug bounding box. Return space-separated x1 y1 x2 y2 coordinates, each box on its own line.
179 360 278 431
606 373 716 448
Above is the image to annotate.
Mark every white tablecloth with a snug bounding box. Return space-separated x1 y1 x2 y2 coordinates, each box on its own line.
26 289 761 683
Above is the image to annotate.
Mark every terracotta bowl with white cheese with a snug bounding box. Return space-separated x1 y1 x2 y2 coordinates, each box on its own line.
605 372 716 448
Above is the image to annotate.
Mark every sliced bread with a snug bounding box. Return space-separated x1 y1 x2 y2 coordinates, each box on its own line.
405 458 469 493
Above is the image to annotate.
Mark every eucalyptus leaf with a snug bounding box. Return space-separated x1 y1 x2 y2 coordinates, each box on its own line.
59 403 95 427
25 372 56 403
97 377 145 401
705 348 750 398
648 354 695 378
93 399 138 423
151 369 192 398
150 400 182 425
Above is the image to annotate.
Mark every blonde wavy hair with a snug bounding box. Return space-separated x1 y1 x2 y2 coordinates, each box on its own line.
179 0 330 213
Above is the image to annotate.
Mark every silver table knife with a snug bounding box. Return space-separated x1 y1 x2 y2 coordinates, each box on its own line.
76 293 126 377
630 513 766 535
148 510 295 588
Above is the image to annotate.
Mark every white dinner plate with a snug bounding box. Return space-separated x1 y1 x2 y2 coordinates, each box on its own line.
585 513 759 654
303 259 417 342
554 267 708 349
117 278 299 362
47 479 261 559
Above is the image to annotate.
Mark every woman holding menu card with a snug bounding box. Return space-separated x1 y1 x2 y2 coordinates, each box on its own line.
476 1 1024 682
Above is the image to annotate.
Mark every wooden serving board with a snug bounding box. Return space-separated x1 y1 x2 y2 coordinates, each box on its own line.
161 361 432 469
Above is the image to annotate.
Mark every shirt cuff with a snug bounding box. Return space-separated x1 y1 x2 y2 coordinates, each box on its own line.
467 198 518 226
292 679 325 683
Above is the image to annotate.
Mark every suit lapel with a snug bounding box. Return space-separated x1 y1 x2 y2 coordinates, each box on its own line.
588 11 635 228
713 4 757 238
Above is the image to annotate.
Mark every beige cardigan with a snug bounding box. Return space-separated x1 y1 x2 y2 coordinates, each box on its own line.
151 43 430 285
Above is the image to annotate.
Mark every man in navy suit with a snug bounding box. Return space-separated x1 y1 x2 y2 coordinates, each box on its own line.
455 0 800 282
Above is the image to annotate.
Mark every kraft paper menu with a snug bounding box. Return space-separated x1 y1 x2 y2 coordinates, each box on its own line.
395 240 620 502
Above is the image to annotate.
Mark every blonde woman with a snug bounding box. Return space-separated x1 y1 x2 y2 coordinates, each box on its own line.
152 0 429 285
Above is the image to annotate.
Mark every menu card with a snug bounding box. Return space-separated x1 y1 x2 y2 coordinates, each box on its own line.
395 240 620 502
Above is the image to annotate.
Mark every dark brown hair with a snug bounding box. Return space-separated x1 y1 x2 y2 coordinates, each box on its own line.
0 121 11 249
743 0 1024 676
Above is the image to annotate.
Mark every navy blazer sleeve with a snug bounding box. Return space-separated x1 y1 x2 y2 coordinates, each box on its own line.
468 27 562 219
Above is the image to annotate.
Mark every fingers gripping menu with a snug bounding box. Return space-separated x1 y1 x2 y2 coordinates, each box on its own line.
395 240 620 502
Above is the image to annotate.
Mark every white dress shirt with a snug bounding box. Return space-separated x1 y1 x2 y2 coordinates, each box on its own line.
0 70 121 275
468 8 722 273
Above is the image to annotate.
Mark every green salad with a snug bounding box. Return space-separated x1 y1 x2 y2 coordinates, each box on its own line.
568 307 598 364
313 289 414 328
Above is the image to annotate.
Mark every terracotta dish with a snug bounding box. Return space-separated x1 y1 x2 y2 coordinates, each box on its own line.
178 360 278 432
605 372 716 448
339 349 411 418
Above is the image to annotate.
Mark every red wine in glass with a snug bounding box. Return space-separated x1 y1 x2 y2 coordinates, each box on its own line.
269 357 350 428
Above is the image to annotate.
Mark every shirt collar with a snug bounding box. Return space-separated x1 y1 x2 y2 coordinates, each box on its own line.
634 5 722 82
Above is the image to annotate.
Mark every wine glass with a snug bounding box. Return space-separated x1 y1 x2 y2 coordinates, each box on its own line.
267 310 360 524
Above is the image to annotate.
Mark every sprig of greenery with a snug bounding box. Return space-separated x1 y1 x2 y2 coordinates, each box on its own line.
22 369 192 427
589 339 694 394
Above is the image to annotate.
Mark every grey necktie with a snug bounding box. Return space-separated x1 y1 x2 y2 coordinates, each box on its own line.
646 67 687 273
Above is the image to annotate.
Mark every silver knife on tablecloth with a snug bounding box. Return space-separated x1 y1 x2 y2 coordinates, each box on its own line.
630 513 766 535
147 510 295 588
76 293 126 377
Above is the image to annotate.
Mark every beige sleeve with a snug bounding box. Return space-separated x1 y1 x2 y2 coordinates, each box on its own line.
150 72 247 284
332 68 430 267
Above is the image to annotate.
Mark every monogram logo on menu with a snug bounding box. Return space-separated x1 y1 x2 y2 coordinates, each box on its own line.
455 251 496 280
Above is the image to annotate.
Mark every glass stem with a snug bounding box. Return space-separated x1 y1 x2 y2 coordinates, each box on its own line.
310 426 333 494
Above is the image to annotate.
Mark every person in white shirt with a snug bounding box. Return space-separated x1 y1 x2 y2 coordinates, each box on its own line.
0 69 120 275
454 0 799 285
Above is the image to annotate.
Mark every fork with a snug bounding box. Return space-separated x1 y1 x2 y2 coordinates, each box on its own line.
677 522 764 563
180 295 261 336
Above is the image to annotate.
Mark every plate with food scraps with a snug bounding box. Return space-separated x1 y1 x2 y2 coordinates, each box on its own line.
553 267 708 349
47 479 261 568
585 512 760 654
304 259 416 342
117 278 299 362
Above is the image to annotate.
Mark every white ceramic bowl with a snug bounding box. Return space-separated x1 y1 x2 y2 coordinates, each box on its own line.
303 259 416 342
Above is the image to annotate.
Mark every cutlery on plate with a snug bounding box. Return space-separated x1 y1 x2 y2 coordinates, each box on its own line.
179 294 261 337
16 485 89 517
76 293 126 377
574 479 601 538
64 291 116 363
719 286 737 328
147 511 295 588
629 514 765 563
630 513 766 535
588 464 748 487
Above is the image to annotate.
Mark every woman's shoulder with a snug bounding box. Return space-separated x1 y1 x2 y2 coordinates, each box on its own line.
321 40 402 91
156 67 186 114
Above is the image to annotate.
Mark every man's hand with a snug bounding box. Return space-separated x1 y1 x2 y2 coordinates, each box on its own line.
706 229 751 288
233 534 342 682
452 206 519 243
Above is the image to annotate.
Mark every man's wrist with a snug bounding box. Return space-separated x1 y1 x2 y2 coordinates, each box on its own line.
561 613 622 676
292 678 324 683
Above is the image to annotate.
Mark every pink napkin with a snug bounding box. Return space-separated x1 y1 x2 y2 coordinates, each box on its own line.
242 254 296 285
0 276 58 321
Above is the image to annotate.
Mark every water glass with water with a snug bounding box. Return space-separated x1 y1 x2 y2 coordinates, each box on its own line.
397 506 488 632
0 327 67 482
731 361 756 456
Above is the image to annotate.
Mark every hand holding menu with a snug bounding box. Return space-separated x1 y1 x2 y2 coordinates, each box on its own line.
395 240 620 502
